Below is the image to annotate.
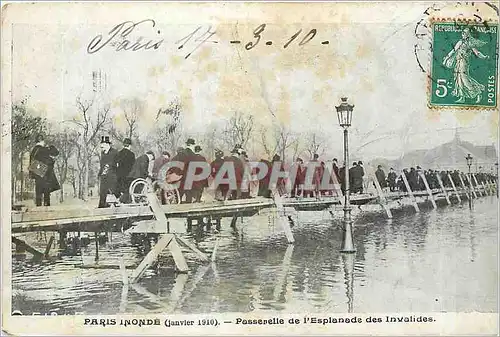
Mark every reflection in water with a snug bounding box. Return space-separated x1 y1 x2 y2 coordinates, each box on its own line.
342 254 355 313
11 197 498 314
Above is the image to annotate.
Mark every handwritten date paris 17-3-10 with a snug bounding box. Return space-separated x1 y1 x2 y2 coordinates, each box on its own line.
87 19 323 59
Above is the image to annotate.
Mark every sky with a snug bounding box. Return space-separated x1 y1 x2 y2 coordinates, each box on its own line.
5 1 499 161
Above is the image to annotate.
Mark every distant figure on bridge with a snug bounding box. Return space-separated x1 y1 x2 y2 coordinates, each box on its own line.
408 167 418 191
169 138 197 203
211 149 227 201
193 145 209 203
258 157 272 198
116 138 135 203
273 154 287 196
98 136 119 208
332 158 340 183
240 151 252 199
375 165 387 190
225 145 245 200
387 168 397 192
350 162 364 194
291 157 305 197
338 163 346 195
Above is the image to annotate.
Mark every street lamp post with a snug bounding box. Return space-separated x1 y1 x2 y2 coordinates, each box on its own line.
466 154 473 208
336 97 355 253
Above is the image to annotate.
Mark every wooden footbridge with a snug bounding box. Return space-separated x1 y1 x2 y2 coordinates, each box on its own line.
11 170 497 284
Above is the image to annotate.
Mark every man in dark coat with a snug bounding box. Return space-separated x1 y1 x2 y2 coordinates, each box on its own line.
169 138 198 203
116 138 135 201
29 136 61 206
211 149 227 201
257 158 272 198
98 136 119 208
387 168 397 192
29 135 50 206
128 151 155 180
225 145 245 200
292 157 306 197
408 167 418 191
357 161 365 193
339 164 346 195
193 145 209 202
350 162 363 194
332 158 340 182
152 150 170 179
375 165 387 189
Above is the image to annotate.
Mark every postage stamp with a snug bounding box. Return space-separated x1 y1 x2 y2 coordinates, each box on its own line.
1 1 499 336
429 20 499 109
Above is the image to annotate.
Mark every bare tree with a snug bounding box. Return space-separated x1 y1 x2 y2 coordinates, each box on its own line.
50 128 78 202
304 132 327 159
11 97 48 202
274 123 298 163
71 95 110 200
153 98 183 154
259 125 279 160
109 98 144 143
222 111 254 149
67 165 78 198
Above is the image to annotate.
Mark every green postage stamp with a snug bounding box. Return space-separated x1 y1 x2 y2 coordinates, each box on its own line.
429 21 498 109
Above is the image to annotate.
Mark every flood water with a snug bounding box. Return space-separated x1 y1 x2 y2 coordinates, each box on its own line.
12 196 498 315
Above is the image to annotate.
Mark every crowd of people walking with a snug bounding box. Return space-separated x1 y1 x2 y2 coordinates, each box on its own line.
28 134 498 208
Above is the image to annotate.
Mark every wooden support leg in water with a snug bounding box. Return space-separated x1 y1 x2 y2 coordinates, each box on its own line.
369 171 392 219
472 174 485 196
272 188 295 244
44 235 55 258
466 174 478 198
481 182 490 196
419 171 437 209
59 230 67 250
94 231 99 262
176 236 209 262
12 237 44 259
448 173 461 203
130 234 173 283
401 172 420 213
436 173 451 205
458 174 469 199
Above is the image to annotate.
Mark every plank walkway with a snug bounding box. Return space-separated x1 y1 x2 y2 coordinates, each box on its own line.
11 184 494 234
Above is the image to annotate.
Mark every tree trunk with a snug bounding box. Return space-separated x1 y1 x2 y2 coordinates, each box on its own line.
20 153 24 200
59 184 64 203
83 151 89 201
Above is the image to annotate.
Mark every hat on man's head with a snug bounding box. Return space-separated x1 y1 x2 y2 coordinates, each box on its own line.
194 145 202 153
123 138 132 146
333 158 338 162
186 138 196 146
35 134 45 143
101 136 111 144
162 150 171 157
358 161 363 165
146 150 155 160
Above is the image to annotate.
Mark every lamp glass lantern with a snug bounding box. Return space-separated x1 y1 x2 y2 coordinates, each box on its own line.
465 154 473 167
336 97 354 129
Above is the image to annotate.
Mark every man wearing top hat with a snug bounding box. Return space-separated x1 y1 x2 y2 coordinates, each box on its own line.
98 136 119 208
116 138 136 202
